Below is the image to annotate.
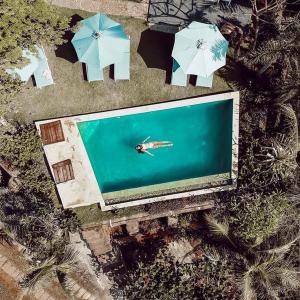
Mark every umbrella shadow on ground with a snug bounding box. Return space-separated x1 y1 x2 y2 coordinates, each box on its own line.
82 64 88 81
55 14 83 63
189 75 197 86
137 29 174 83
109 65 114 80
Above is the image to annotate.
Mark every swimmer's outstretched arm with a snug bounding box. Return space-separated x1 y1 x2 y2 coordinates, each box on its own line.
144 150 154 157
142 136 151 143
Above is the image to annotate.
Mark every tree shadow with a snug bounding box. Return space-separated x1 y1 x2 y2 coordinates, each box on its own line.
218 57 255 89
147 0 251 28
218 15 243 27
148 0 210 27
210 39 228 61
137 29 174 71
55 14 83 63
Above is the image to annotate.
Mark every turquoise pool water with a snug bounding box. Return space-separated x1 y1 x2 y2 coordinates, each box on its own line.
77 99 233 193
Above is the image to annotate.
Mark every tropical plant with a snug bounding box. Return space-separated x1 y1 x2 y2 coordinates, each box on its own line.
21 246 79 293
244 14 300 103
221 22 253 58
202 213 300 300
123 247 197 300
0 123 56 199
249 0 289 49
0 0 70 102
254 103 298 186
0 190 80 261
194 244 241 300
226 192 288 245
0 0 69 68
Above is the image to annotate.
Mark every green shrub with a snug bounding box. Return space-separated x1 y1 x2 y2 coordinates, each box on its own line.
195 245 240 300
228 192 288 244
122 244 240 300
0 124 56 199
124 248 196 300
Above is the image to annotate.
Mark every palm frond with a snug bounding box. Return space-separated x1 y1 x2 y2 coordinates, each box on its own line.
22 247 79 292
262 233 300 255
241 266 257 300
280 269 300 289
248 39 283 66
204 214 236 248
0 227 14 246
22 256 57 291
56 246 79 273
205 214 229 237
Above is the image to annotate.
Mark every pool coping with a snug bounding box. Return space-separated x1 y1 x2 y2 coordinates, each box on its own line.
35 91 239 211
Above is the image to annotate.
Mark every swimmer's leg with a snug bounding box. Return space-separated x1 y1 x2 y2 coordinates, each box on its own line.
153 141 173 148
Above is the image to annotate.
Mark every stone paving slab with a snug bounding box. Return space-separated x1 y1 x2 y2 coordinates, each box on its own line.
77 287 87 298
82 291 92 299
0 256 7 266
48 0 149 19
82 226 112 256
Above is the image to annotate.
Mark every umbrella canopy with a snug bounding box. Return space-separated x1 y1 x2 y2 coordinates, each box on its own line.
71 13 130 70
172 22 228 77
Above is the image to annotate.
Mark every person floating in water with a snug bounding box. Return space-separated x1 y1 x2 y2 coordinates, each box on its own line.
135 136 173 157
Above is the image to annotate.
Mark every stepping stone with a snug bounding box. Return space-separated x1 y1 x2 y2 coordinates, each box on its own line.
82 291 92 299
34 288 46 299
72 283 81 293
82 226 112 255
126 220 139 235
2 262 17 277
76 287 87 298
0 256 7 266
167 216 178 227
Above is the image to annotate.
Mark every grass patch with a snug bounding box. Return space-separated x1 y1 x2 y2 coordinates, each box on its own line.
73 204 143 225
10 6 229 123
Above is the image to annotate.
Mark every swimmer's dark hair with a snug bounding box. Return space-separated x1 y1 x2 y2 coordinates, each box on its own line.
135 145 143 152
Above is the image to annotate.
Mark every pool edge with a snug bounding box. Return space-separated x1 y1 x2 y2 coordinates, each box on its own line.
35 91 239 211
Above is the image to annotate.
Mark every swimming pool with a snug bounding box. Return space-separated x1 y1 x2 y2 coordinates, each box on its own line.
78 98 233 200
36 91 239 210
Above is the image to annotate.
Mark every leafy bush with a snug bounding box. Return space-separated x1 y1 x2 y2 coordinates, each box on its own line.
0 0 69 69
122 243 240 300
0 123 56 199
124 248 196 300
203 213 300 300
0 190 80 261
0 0 70 106
195 245 240 300
227 192 288 244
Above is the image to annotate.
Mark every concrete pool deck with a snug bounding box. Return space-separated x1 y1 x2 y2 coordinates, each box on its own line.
35 91 239 211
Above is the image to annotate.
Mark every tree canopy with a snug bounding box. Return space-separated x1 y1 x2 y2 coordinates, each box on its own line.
0 0 70 98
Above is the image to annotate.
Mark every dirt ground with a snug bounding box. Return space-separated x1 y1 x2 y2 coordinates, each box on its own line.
0 270 24 300
0 243 32 299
